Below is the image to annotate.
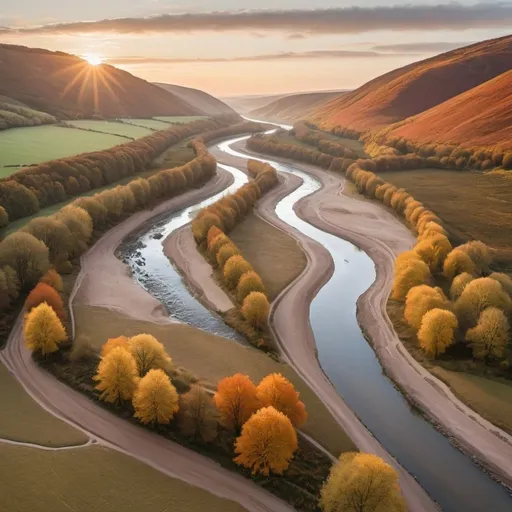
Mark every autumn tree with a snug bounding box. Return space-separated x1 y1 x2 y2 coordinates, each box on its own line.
418 308 458 358
25 282 66 320
23 217 72 264
242 291 270 329
213 373 260 432
450 272 474 301
216 244 240 269
133 369 179 425
223 255 253 288
319 452 406 512
24 302 67 356
101 335 130 358
39 268 63 292
2 265 19 302
489 272 512 296
178 385 219 442
94 346 139 404
0 232 49 288
404 285 451 329
257 373 307 427
234 406 298 475
55 205 93 256
0 206 9 228
443 248 476 281
129 334 172 377
455 277 512 329
392 257 431 301
466 308 510 363
237 271 265 302
413 234 452 272
458 241 492 275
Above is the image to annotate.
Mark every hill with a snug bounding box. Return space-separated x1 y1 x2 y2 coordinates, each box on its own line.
249 91 346 123
154 83 236 117
309 36 512 132
222 93 290 114
387 70 512 150
0 44 201 119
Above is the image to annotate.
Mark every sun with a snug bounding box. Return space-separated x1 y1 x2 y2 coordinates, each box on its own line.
84 53 104 66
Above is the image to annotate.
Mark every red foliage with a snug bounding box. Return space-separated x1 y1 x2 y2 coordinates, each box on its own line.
25 282 66 320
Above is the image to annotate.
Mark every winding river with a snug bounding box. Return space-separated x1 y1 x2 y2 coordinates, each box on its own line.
123 128 512 511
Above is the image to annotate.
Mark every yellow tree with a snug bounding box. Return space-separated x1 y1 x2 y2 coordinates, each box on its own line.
223 255 253 288
418 308 458 358
237 271 265 302
392 258 431 301
24 302 67 356
466 307 510 363
257 373 307 427
404 285 451 329
319 452 406 512
178 385 219 442
234 406 298 475
242 291 270 329
101 335 130 358
94 346 139 404
458 240 492 275
443 248 476 281
133 369 179 425
213 373 260 432
489 272 512 296
450 272 474 301
39 268 63 292
129 334 172 376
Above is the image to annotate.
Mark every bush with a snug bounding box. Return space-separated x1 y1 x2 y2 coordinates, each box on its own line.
242 291 270 329
223 255 253 289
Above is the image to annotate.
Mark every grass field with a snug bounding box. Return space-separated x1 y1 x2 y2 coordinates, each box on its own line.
75 305 355 456
120 118 176 130
382 168 512 268
430 368 512 435
0 125 126 169
0 364 87 446
67 120 153 138
0 444 245 512
155 116 208 123
230 214 307 300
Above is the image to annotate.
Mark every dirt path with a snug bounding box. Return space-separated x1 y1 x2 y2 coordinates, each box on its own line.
214 142 512 490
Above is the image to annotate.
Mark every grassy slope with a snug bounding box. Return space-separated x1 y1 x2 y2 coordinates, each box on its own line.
0 364 87 446
0 444 245 512
67 120 153 138
0 44 199 119
309 36 512 131
381 168 512 268
0 125 126 169
74 305 355 457
230 214 307 300
388 70 512 150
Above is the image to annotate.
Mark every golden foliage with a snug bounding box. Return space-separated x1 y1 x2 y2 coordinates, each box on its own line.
129 333 172 376
39 269 63 292
466 307 510 362
237 271 265 302
257 373 307 427
392 258 431 301
133 369 179 425
418 308 458 358
24 302 67 356
450 272 474 300
208 233 230 255
489 272 512 296
413 234 452 272
223 255 253 289
206 225 224 249
94 346 139 403
319 452 406 512
101 335 130 358
458 241 492 275
404 285 451 329
213 373 260 432
178 385 219 442
443 248 476 281
234 406 298 476
242 291 270 329
216 243 240 269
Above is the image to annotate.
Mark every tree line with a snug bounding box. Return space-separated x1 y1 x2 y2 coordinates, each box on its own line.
0 101 57 130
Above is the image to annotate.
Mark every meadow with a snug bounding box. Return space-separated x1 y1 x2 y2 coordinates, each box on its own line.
120 118 193 130
156 115 208 123
67 120 153 138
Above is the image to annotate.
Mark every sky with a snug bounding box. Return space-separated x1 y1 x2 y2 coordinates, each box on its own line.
1 1 511 97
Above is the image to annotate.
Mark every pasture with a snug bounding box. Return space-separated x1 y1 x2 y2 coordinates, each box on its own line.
68 120 153 138
156 115 208 123
120 118 174 130
0 125 126 169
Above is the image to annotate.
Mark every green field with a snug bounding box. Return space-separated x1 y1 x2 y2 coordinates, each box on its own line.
155 116 208 123
68 120 153 138
120 118 175 130
0 125 126 169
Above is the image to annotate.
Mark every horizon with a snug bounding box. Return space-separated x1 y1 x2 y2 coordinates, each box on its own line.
1 1 511 96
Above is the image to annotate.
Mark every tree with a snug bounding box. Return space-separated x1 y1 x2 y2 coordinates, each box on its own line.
404 285 451 329
391 258 431 301
450 272 474 300
101 335 130 358
237 271 265 302
0 232 49 288
178 385 219 442
319 452 406 512
94 346 139 404
223 255 253 288
213 373 260 432
55 205 93 256
234 406 298 476
25 282 66 320
458 241 492 275
24 302 67 356
489 272 512 296
216 244 240 269
418 308 458 358
23 217 72 264
413 234 452 272
133 369 179 425
257 373 307 426
466 308 510 362
242 291 270 329
0 206 9 228
39 268 63 292
206 225 224 249
129 334 172 376
443 248 476 281
455 278 512 329
3 265 19 301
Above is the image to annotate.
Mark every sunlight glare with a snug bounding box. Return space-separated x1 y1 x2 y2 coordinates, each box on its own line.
84 54 104 66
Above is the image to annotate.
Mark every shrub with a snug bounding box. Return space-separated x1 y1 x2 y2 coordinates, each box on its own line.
223 255 253 289
466 308 510 362
237 271 265 302
418 308 458 358
25 282 66 320
24 302 67 356
234 406 297 476
242 291 270 329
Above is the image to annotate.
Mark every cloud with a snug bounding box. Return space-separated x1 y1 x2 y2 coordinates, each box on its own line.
372 41 477 53
287 33 306 40
107 50 404 66
2 3 512 35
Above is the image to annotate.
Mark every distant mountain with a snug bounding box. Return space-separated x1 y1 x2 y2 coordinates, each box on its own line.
154 83 236 117
0 44 201 119
387 70 512 150
309 36 512 132
222 93 291 114
249 91 346 123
